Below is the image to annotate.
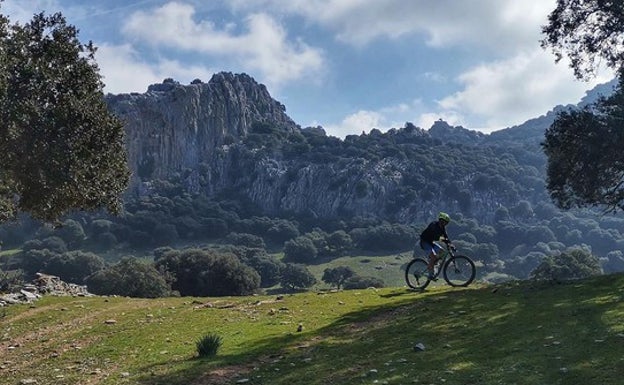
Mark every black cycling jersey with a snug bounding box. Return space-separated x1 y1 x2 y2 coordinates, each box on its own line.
420 220 449 244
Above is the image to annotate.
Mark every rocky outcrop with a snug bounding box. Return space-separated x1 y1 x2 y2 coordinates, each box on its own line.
0 273 92 306
106 72 298 191
103 72 543 223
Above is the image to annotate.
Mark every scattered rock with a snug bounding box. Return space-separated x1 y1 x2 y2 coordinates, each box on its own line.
0 273 92 307
413 343 426 351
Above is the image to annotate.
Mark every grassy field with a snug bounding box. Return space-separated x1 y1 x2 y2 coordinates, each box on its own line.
1 273 624 385
306 252 412 288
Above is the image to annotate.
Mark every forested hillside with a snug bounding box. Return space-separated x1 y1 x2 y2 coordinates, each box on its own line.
0 74 621 297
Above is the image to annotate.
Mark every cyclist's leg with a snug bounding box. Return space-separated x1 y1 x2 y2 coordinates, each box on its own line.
420 241 438 278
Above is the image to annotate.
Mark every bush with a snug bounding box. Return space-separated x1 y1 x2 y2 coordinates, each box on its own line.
280 263 317 291
0 269 24 292
343 275 385 290
86 257 171 298
155 249 260 296
196 333 222 358
226 232 266 248
531 248 603 282
283 236 317 262
45 251 106 284
55 219 86 248
322 266 355 289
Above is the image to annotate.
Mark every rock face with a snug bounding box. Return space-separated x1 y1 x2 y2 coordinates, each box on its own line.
104 72 542 223
106 72 298 192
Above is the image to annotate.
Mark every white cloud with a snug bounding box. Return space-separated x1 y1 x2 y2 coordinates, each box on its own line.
96 43 214 94
0 0 61 23
226 0 556 52
438 49 614 131
324 110 385 138
122 2 324 89
323 100 431 138
416 112 466 132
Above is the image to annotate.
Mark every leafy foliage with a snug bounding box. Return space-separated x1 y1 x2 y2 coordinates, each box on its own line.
0 11 129 222
196 333 222 358
541 0 624 80
284 236 317 262
543 73 624 211
85 257 171 298
280 263 317 291
155 248 260 296
44 250 105 284
322 266 355 289
531 247 603 281
343 275 385 289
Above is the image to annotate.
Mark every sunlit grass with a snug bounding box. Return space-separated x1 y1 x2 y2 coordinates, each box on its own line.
1 274 624 384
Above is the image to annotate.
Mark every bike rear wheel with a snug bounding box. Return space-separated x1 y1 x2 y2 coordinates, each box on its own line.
443 255 476 287
405 258 431 290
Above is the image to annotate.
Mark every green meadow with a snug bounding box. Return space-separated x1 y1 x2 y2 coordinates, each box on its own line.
1 273 624 385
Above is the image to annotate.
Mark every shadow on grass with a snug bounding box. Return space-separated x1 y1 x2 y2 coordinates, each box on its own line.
136 273 624 385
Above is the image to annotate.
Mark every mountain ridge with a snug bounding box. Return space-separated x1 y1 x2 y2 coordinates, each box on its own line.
104 72 617 224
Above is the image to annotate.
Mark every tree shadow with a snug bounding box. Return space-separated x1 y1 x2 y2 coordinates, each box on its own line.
135 274 624 385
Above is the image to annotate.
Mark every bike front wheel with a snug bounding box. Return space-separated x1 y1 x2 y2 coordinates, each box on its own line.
443 255 476 287
405 258 431 290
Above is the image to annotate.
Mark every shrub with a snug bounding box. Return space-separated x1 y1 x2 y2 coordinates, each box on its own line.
155 249 260 296
283 236 317 262
280 263 317 291
531 248 602 282
322 266 355 289
196 333 222 358
343 275 385 290
0 269 24 292
226 232 266 248
86 257 171 298
45 251 106 284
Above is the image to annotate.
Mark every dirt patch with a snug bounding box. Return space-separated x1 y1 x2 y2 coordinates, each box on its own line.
190 364 255 385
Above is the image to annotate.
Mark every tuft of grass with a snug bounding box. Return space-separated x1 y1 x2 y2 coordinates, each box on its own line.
196 333 222 358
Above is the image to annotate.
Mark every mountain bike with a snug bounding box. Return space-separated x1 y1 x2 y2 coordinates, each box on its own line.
405 241 476 290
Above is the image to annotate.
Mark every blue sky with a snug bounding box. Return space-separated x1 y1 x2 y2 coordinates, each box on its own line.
0 0 615 138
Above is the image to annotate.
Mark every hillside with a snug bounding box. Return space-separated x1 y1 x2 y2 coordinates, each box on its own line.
2 274 623 385
3 72 624 296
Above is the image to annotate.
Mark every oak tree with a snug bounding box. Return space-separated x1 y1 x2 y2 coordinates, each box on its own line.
541 0 624 80
0 9 129 222
543 70 624 211
541 0 624 211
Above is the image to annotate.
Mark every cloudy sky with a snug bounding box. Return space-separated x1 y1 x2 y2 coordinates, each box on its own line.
0 0 615 138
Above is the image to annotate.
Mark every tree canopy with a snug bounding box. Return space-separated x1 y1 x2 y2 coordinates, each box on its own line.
0 9 129 222
543 74 624 211
541 0 624 211
541 0 624 80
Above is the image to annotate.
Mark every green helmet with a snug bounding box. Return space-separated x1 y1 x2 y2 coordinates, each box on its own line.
438 212 451 223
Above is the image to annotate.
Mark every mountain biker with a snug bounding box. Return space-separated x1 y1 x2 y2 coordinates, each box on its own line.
418 212 454 280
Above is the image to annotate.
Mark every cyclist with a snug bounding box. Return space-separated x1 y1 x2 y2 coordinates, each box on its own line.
418 212 454 280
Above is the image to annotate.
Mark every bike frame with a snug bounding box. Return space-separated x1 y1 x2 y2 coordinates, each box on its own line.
429 241 454 279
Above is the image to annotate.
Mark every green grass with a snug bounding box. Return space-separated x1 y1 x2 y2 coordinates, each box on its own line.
0 248 21 259
1 274 624 384
307 253 411 288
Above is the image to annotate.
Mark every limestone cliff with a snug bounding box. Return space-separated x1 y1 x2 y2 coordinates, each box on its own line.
106 72 298 191
105 72 545 224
